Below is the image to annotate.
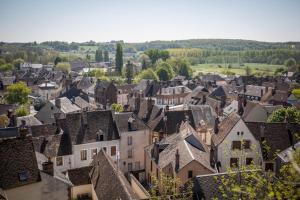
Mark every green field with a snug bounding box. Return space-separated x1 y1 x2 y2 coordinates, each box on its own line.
192 63 285 76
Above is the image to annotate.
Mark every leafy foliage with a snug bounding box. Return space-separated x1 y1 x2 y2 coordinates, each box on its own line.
145 49 170 64
115 43 123 75
267 107 300 123
111 103 123 113
95 49 103 62
292 89 300 99
6 82 31 104
56 62 71 73
104 50 109 62
15 105 29 117
13 58 24 70
135 68 159 82
285 57 297 67
125 61 134 84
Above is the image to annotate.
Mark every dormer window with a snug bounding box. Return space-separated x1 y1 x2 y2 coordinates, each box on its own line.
96 134 104 141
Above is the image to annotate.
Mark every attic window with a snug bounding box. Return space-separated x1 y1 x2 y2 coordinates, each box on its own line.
18 171 29 181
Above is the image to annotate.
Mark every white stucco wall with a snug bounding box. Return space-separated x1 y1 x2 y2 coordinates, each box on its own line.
119 129 150 175
73 140 119 169
217 119 262 172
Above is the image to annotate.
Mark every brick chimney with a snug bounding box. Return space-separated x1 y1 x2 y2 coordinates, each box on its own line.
175 149 180 172
42 157 54 176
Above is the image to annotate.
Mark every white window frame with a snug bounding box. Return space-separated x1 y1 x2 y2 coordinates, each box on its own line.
80 149 87 161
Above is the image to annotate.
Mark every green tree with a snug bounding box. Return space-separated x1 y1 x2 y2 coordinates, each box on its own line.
111 103 124 113
267 107 300 123
115 43 123 75
156 67 172 81
56 62 71 73
54 56 62 66
6 82 31 104
104 50 109 62
292 89 300 99
0 63 13 72
178 61 193 79
86 54 91 61
15 105 29 117
135 68 159 82
149 172 193 200
95 49 103 62
12 58 24 70
142 58 147 70
285 58 296 67
125 61 134 84
145 49 170 65
245 66 252 76
0 58 6 66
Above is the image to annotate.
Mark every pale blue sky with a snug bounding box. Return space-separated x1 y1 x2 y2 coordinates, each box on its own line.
0 0 299 43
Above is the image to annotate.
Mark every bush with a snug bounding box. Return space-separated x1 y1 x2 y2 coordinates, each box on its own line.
15 105 29 117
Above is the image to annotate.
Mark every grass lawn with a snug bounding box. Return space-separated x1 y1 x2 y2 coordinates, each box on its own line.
191 63 285 76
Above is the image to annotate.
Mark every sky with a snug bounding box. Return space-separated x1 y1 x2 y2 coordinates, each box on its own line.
0 0 300 43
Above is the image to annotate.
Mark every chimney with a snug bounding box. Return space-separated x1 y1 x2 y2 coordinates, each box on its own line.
214 117 219 134
175 149 180 172
238 96 244 116
55 98 61 109
19 120 29 138
42 157 54 176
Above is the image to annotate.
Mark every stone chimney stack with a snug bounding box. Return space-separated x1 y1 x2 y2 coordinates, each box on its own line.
175 149 180 172
42 157 54 176
55 98 61 109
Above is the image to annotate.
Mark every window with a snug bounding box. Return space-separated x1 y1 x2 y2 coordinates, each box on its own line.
128 162 133 171
243 140 251 149
56 156 63 166
91 148 97 158
230 158 239 167
135 161 140 170
237 131 240 135
111 146 116 156
265 163 274 172
127 136 132 145
246 158 253 165
188 170 193 178
80 150 87 161
128 149 133 158
232 141 241 150
18 171 29 181
97 134 103 141
103 147 107 152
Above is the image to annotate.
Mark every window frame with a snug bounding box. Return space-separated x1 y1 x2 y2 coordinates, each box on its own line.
80 149 87 161
232 141 242 150
188 170 193 178
111 146 116 156
91 148 98 159
230 157 239 168
56 156 63 166
127 136 133 145
246 157 253 165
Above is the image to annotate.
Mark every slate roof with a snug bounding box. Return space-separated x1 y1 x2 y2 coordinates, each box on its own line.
0 127 19 139
90 149 139 200
189 105 216 128
67 166 92 186
116 84 137 94
242 102 282 122
70 60 89 72
60 87 90 102
245 122 298 160
73 96 90 109
17 116 42 127
146 122 215 172
277 142 300 163
50 97 81 114
239 85 266 97
0 136 41 189
76 76 94 90
32 133 72 157
62 110 119 145
212 113 240 146
30 124 59 137
152 110 195 134
267 90 289 103
113 112 148 133
0 76 16 86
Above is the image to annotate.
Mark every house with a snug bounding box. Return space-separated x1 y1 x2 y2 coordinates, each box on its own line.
145 122 215 187
37 80 62 100
238 85 270 102
90 149 144 200
242 102 281 122
114 112 150 180
94 80 117 108
0 133 69 200
245 122 298 172
35 97 81 124
184 86 209 105
70 60 90 72
155 85 192 106
116 84 137 108
211 113 262 172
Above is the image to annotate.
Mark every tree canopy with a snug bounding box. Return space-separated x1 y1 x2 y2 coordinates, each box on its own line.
95 49 103 62
6 82 31 104
267 107 300 123
56 62 71 73
285 57 297 67
145 49 170 64
135 68 159 82
111 103 124 113
115 43 123 75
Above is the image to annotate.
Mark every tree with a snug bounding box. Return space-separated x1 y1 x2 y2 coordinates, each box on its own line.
111 103 124 113
245 66 252 76
54 56 62 66
285 58 296 67
15 105 29 117
6 82 31 104
267 107 300 123
0 115 9 128
0 58 6 66
104 50 109 62
56 62 71 73
142 58 147 70
125 61 134 84
95 49 103 62
13 58 24 70
115 43 123 75
0 63 13 72
149 172 193 200
156 62 174 81
292 89 300 99
135 68 159 82
145 49 170 65
178 61 193 79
